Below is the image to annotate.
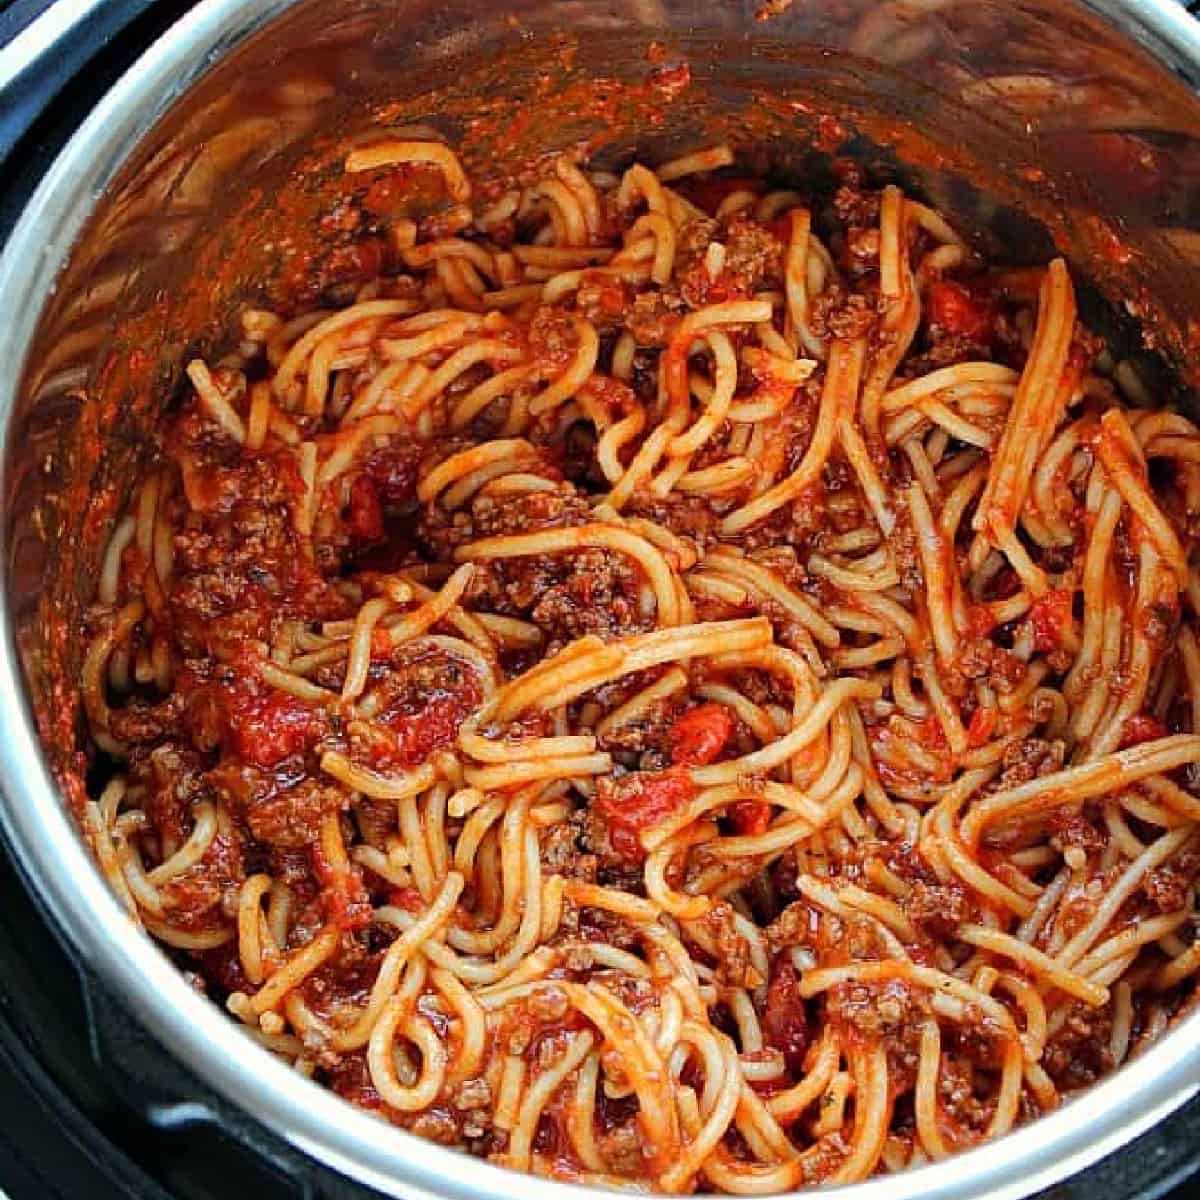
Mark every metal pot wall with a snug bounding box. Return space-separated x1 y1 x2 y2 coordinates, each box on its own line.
1 2 1200 1198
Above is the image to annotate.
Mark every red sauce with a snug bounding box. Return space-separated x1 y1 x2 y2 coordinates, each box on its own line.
362 167 418 216
1083 214 1134 267
764 215 792 244
965 602 998 639
815 114 845 151
580 374 638 421
164 830 244 923
984 566 1022 603
583 276 635 323
649 62 691 101
912 714 948 752
369 687 481 769
361 442 421 505
63 89 1200 1172
327 1055 384 1111
367 696 475 768
216 667 328 769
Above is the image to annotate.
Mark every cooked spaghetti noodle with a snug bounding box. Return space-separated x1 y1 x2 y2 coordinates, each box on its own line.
79 139 1200 1192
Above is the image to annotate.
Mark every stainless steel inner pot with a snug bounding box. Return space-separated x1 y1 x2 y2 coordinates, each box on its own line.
2 2 1200 1197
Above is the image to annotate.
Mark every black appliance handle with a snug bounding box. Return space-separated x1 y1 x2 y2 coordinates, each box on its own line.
0 0 161 169
78 972 386 1200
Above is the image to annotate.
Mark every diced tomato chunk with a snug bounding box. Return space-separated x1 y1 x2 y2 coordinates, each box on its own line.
928 279 994 342
670 703 735 766
966 705 998 749
596 767 697 862
1119 714 1168 748
763 958 810 1075
729 800 772 836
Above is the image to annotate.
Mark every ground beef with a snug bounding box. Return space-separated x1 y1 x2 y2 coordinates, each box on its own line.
107 692 187 747
160 827 245 928
576 275 634 333
704 901 753 987
417 466 586 558
170 448 346 653
904 332 991 376
720 214 783 292
992 738 1066 793
1047 810 1106 858
354 795 396 850
539 818 598 882
957 637 1020 686
906 879 970 939
674 215 720 273
826 979 928 1044
130 742 212 850
452 1077 492 1111
808 287 877 341
1143 845 1200 912
933 1052 993 1133
529 305 583 372
830 181 881 230
451 1078 494 1142
577 795 647 892
242 776 344 848
623 287 688 346
558 884 641 949
595 697 680 758
624 494 721 551
598 1121 647 1174
766 899 820 956
1042 1002 1115 1090
463 544 651 647
407 1108 462 1145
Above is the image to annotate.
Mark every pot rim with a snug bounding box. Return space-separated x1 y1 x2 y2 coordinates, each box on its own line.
2 1 1200 1197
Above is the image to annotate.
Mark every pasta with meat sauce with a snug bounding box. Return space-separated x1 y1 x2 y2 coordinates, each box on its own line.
80 137 1200 1192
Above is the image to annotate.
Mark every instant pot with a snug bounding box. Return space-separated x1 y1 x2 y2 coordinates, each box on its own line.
2 1 1200 1197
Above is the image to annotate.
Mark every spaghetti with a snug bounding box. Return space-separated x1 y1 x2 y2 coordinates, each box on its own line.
79 139 1200 1192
